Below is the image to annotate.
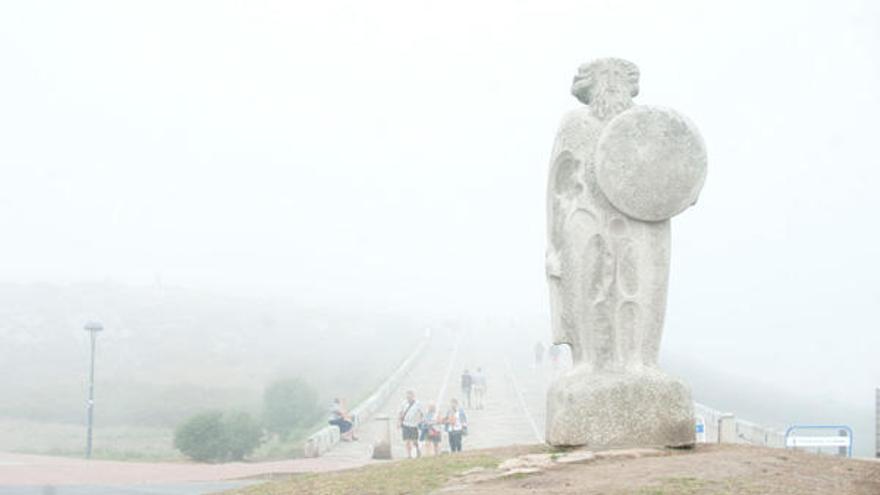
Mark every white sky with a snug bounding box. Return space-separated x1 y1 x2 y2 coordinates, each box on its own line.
1 0 878 407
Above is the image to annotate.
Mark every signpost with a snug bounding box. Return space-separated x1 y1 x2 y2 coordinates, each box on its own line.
83 321 103 459
784 425 853 458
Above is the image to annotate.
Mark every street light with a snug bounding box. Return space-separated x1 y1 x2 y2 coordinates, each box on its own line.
83 321 103 459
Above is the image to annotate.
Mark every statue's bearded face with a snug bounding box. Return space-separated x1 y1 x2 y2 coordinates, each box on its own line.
571 58 640 119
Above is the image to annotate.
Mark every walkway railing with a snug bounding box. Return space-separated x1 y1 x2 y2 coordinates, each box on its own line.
695 402 786 448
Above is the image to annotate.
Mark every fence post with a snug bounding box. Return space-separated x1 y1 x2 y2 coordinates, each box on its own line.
718 413 737 444
372 414 393 460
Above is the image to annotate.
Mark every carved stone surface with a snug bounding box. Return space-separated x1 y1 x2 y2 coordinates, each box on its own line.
547 368 695 448
597 107 707 221
545 58 705 448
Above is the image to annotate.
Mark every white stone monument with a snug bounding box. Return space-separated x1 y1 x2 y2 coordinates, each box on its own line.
545 58 706 448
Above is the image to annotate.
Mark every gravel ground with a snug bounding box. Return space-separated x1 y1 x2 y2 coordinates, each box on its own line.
443 444 880 495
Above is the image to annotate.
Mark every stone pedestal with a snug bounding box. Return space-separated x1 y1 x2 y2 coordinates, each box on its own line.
546 367 695 448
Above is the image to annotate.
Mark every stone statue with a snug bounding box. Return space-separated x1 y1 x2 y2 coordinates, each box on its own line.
545 58 707 448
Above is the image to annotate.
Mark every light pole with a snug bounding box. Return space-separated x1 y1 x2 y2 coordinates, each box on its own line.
83 321 103 459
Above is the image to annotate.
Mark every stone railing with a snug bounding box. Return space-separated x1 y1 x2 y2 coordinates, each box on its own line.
874 387 880 459
694 402 786 448
303 335 430 457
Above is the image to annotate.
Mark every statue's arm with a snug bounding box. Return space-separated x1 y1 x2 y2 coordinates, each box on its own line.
546 110 587 269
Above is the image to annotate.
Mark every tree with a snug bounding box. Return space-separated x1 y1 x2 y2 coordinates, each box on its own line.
263 377 319 439
174 410 264 462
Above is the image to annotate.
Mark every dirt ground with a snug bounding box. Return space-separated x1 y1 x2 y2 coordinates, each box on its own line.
439 444 880 495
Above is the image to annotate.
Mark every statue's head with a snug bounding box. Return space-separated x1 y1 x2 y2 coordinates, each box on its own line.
571 58 640 109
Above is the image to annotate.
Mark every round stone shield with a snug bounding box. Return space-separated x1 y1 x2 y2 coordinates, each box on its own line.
596 106 707 222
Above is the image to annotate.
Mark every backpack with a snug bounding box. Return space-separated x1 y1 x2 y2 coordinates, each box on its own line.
459 408 468 436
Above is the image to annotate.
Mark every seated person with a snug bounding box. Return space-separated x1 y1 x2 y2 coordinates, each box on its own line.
328 398 357 441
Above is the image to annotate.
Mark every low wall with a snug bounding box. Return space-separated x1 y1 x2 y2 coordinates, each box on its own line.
303 336 429 457
695 402 785 448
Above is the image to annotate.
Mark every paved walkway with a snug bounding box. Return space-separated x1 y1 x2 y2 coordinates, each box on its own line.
321 331 464 462
0 329 557 489
0 451 372 486
0 480 257 495
336 328 557 457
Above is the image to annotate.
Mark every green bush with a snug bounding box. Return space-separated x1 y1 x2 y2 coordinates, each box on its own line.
173 410 263 462
263 378 319 439
223 411 263 461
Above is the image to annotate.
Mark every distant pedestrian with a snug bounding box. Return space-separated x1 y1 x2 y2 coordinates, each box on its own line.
460 369 473 408
549 344 561 368
419 402 442 456
328 398 357 441
398 390 424 458
444 398 467 453
534 341 545 367
472 367 487 409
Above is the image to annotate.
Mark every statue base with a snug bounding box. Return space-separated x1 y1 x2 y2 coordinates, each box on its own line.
546 367 695 448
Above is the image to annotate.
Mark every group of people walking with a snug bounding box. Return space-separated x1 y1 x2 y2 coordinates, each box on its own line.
398 389 468 458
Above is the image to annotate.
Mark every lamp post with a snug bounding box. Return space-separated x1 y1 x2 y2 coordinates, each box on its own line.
83 321 103 459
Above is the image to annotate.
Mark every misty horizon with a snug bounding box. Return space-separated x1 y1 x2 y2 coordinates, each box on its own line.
1 0 878 476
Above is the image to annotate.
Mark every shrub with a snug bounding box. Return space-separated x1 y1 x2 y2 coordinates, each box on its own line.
223 411 263 461
173 411 226 462
263 378 319 439
173 410 264 462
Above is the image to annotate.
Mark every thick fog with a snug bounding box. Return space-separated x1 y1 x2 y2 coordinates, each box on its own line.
1 0 878 457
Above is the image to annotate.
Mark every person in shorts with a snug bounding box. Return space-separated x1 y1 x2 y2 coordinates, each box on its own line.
328 397 357 441
398 389 424 458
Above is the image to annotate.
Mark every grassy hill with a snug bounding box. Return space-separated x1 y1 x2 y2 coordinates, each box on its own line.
0 282 424 459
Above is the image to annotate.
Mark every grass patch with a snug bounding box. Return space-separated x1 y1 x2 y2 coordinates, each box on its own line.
631 476 752 495
226 452 503 495
0 418 183 461
634 477 708 495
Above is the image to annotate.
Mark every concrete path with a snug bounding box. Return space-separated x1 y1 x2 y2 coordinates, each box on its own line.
323 329 466 461
0 480 256 495
337 327 556 457
0 450 373 486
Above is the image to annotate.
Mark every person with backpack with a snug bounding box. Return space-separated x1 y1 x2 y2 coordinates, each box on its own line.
443 398 467 453
418 402 442 456
398 390 424 458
